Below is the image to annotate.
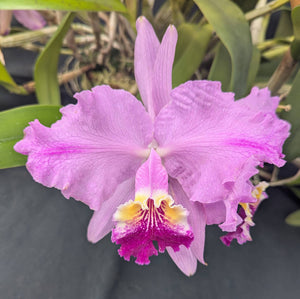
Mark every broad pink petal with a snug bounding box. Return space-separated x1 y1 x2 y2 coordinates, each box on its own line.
170 178 206 264
134 16 160 118
204 201 226 225
87 177 135 243
236 86 279 113
155 80 289 199
155 81 290 230
135 148 168 197
152 25 177 116
167 246 197 276
13 10 46 30
14 86 153 210
0 10 13 35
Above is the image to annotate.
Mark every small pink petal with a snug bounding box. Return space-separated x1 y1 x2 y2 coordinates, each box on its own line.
87 177 135 243
167 246 197 276
13 10 46 30
134 16 160 118
152 24 178 116
14 86 153 210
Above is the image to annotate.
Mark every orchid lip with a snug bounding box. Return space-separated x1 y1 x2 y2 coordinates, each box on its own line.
111 148 193 265
111 195 194 265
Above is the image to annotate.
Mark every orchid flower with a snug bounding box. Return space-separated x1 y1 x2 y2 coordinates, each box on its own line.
0 10 46 36
14 17 290 276
221 182 269 246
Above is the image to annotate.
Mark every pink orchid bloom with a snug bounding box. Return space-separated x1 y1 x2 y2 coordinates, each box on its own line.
14 17 290 276
0 10 46 35
221 182 269 246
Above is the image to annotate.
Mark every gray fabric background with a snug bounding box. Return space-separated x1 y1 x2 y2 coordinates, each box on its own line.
1 166 300 299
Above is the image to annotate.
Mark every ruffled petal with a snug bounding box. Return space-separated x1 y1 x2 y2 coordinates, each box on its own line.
0 10 13 35
155 81 289 231
87 177 135 243
155 80 289 200
13 10 46 30
134 16 160 118
152 25 177 116
221 182 268 245
167 246 197 276
204 201 226 225
14 86 153 210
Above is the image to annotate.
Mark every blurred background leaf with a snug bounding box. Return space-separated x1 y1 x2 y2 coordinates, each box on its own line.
0 61 28 95
34 12 75 105
0 105 61 169
281 68 300 161
290 4 300 60
286 209 300 226
172 23 212 88
0 0 126 12
193 0 252 98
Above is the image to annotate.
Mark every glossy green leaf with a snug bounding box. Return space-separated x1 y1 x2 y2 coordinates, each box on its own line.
193 0 252 98
208 43 231 91
172 23 212 88
34 13 75 105
124 0 138 28
286 209 300 226
246 46 261 91
281 68 300 160
0 61 28 95
291 5 300 60
0 0 126 12
209 44 260 94
0 105 61 169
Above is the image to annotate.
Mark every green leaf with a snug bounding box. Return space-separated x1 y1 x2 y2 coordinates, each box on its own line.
246 46 261 91
0 105 61 169
281 68 300 160
124 0 138 28
290 186 300 198
193 0 252 98
275 9 293 38
209 43 260 93
0 0 126 12
208 43 231 91
172 23 212 88
0 61 28 95
286 209 300 226
34 13 75 105
291 5 300 60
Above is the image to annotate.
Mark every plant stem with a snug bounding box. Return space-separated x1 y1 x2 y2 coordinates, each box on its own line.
269 170 300 186
245 0 289 21
267 49 298 95
23 64 94 93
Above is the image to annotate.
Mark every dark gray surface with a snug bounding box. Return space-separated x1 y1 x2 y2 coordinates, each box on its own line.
1 166 300 299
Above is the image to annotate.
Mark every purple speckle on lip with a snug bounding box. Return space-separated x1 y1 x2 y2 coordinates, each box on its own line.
112 199 194 265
